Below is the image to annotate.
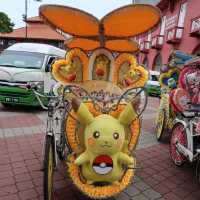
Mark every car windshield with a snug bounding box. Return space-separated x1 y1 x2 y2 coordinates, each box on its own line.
0 50 45 69
150 74 159 81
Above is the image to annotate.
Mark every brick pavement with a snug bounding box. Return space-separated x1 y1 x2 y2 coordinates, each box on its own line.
0 97 199 200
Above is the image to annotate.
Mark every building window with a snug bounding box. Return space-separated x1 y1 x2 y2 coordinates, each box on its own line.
143 57 148 69
153 53 162 72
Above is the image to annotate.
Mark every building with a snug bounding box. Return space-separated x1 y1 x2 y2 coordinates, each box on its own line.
0 16 66 51
137 0 200 71
133 0 160 5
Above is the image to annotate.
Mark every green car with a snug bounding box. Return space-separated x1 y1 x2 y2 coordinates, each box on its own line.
146 70 161 97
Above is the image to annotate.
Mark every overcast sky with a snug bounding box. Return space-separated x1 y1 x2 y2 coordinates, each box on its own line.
1 0 133 28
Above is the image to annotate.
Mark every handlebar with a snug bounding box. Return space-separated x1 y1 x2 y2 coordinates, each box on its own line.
62 84 148 115
31 89 61 110
29 83 147 120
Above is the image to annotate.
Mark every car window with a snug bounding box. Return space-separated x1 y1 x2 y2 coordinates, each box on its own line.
150 75 159 81
0 50 45 69
46 56 57 72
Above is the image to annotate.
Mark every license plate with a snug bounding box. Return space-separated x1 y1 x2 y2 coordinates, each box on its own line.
5 97 19 103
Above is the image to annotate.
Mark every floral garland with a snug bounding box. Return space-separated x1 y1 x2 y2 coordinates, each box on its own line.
52 48 89 84
65 101 140 198
113 53 148 88
67 155 134 199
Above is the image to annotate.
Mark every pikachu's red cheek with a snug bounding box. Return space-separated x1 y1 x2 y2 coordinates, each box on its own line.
88 137 96 146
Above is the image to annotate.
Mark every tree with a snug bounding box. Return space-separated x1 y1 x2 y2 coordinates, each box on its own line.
0 12 14 33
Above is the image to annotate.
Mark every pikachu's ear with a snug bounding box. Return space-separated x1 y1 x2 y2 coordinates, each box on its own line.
71 98 94 125
118 102 137 126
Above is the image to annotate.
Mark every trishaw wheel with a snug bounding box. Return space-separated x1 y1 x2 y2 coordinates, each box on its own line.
196 157 200 184
156 110 165 141
43 136 54 200
170 123 187 166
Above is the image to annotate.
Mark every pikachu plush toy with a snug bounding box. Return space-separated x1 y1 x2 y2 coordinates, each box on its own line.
71 98 138 184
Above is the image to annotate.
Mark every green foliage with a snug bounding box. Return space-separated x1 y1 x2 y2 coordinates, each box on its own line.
0 12 14 33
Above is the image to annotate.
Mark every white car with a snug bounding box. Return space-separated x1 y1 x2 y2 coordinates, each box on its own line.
0 43 66 106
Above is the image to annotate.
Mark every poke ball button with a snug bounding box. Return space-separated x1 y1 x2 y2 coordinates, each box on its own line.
100 163 106 167
93 155 113 175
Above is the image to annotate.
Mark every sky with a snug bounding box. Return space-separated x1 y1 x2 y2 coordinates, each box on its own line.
0 0 133 28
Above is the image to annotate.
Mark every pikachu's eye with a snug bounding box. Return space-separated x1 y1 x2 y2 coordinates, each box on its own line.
93 131 100 139
113 132 119 140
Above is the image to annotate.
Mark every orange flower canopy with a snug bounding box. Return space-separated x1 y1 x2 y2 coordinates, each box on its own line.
102 5 161 37
65 38 100 51
105 39 139 52
65 38 139 52
39 4 161 52
40 5 99 37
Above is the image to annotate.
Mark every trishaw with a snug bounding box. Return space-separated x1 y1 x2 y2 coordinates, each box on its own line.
34 3 161 199
169 57 200 181
155 51 192 141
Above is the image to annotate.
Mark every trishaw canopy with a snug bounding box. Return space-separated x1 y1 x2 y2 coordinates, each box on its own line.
39 4 161 52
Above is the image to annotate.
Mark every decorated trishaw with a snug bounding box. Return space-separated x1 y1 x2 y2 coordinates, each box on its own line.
169 57 200 181
34 4 161 199
155 51 193 141
155 50 200 180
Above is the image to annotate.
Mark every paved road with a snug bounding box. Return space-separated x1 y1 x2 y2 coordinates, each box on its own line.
0 97 199 200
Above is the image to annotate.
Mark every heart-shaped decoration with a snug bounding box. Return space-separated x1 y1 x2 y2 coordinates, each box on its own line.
159 68 180 88
114 53 148 88
52 59 77 83
179 66 200 89
51 48 89 84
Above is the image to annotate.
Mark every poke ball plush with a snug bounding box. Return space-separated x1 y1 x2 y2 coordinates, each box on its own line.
93 155 113 175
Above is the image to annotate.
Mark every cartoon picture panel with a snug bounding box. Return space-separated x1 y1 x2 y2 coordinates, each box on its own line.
117 61 130 87
89 49 114 81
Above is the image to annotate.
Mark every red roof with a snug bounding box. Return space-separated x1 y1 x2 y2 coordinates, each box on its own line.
0 16 66 41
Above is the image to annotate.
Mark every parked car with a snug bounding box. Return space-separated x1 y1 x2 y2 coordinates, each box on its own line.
0 43 66 106
146 70 161 97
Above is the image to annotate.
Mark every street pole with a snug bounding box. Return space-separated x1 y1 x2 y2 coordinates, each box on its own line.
23 0 42 39
25 0 27 38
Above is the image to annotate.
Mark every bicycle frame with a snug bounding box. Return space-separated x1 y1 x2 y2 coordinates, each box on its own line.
32 89 66 168
174 114 200 162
